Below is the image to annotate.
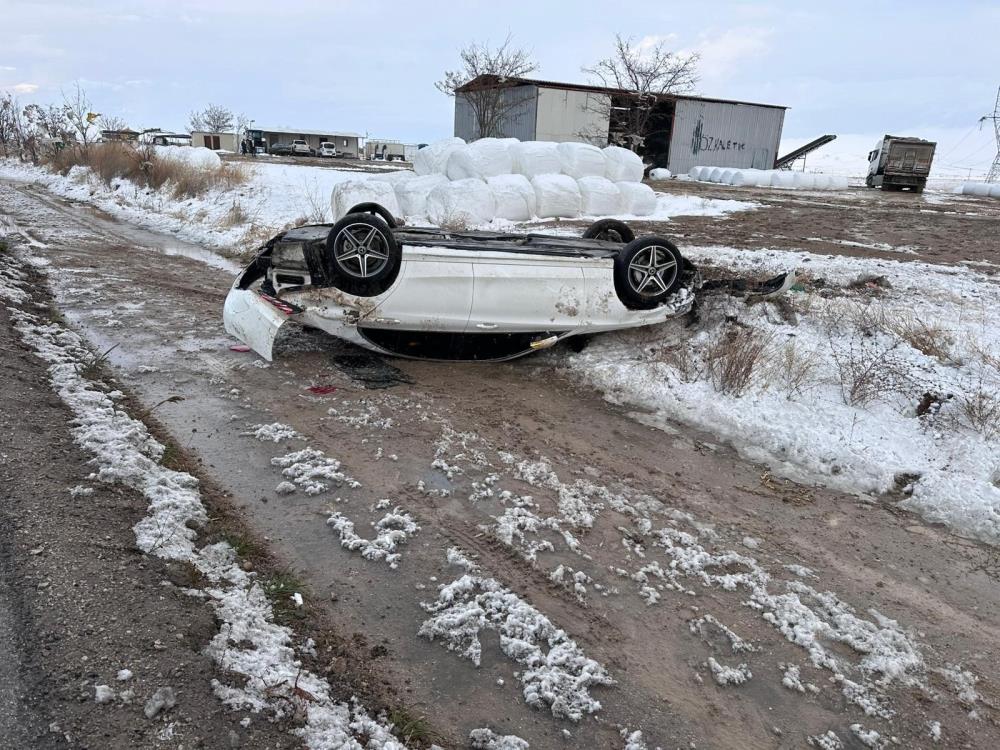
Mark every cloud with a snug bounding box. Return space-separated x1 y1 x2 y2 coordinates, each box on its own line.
0 65 16 72
687 27 774 80
7 82 39 94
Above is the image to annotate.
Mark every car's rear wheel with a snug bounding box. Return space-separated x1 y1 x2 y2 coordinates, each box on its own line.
614 236 683 309
345 202 398 228
325 213 401 296
582 218 635 243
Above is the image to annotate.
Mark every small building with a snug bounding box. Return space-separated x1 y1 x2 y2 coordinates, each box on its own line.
250 126 361 158
138 130 192 147
453 75 787 173
364 139 407 161
191 131 238 151
100 128 139 142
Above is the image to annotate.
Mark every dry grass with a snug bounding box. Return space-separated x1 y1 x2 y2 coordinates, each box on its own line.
219 200 249 228
656 342 704 383
705 325 775 396
889 316 956 362
770 341 822 399
829 334 914 407
44 142 248 199
958 387 1000 440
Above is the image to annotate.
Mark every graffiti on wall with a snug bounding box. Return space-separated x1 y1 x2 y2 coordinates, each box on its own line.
690 117 746 155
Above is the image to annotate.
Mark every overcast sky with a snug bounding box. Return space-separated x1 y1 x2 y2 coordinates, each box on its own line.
2 0 997 175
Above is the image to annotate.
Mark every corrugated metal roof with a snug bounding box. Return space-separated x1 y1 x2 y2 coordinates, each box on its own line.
455 75 787 111
253 126 363 138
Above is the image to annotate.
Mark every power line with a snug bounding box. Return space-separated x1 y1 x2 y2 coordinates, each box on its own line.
981 85 1000 183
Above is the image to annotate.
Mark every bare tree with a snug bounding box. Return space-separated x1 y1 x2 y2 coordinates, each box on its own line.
188 103 235 133
0 94 19 158
61 82 101 150
99 114 130 134
436 34 537 139
581 34 700 151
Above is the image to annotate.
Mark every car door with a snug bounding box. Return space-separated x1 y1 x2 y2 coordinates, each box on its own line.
467 251 586 332
361 246 474 332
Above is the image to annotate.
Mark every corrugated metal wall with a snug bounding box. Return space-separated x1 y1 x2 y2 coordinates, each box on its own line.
668 99 785 174
534 88 610 144
454 86 538 141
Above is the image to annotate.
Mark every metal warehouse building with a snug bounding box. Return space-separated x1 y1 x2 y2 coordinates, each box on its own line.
454 76 787 173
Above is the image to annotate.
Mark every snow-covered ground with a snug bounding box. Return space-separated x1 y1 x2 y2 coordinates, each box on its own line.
564 246 1000 545
0 158 757 256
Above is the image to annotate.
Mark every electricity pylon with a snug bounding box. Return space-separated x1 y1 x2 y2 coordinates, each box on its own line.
982 86 1000 183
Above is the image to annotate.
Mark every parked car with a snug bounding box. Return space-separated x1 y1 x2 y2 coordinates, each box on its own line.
291 139 312 156
318 142 338 158
224 206 714 362
268 143 294 156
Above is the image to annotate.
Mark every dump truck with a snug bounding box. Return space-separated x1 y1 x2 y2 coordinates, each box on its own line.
865 135 936 192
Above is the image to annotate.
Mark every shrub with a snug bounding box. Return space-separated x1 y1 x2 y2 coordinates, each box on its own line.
43 142 248 198
829 334 914 407
705 325 775 396
771 341 822 399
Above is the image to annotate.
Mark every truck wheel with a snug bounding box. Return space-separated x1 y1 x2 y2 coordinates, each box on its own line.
345 202 398 228
582 219 635 243
325 213 401 297
614 237 683 310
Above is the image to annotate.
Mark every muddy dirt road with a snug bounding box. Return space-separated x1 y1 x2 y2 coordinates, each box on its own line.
2 179 999 749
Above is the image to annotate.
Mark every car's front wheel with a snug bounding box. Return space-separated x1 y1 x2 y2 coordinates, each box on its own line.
324 213 401 296
582 218 635 243
614 236 683 309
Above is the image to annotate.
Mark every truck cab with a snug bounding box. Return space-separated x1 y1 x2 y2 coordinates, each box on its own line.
866 135 935 193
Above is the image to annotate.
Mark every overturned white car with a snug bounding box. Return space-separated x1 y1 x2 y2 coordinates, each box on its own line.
223 204 701 361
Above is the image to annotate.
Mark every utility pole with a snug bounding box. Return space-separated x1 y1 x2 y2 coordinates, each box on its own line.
982 86 1000 183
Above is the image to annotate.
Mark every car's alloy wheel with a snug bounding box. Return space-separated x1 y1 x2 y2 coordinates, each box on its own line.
325 212 401 297
333 223 392 278
613 236 684 309
627 245 679 298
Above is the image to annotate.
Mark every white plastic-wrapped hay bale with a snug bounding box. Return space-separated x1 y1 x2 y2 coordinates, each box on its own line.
990 185 1000 199
603 145 644 182
754 170 774 187
577 176 623 216
687 167 703 181
556 142 607 179
412 137 465 176
719 169 738 185
617 182 657 216
445 137 514 180
394 174 449 217
154 145 222 169
649 167 672 180
332 180 401 221
425 178 495 226
708 167 725 183
963 182 992 197
811 174 830 190
771 171 795 189
487 174 537 221
510 140 562 178
368 170 416 186
828 175 850 190
792 172 816 189
731 169 758 187
531 174 582 218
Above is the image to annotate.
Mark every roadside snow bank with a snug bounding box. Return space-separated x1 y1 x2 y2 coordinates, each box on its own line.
565 245 1000 544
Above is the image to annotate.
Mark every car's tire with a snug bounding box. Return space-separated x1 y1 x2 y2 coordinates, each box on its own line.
614 236 684 309
582 218 635 243
324 213 401 297
345 202 398 229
